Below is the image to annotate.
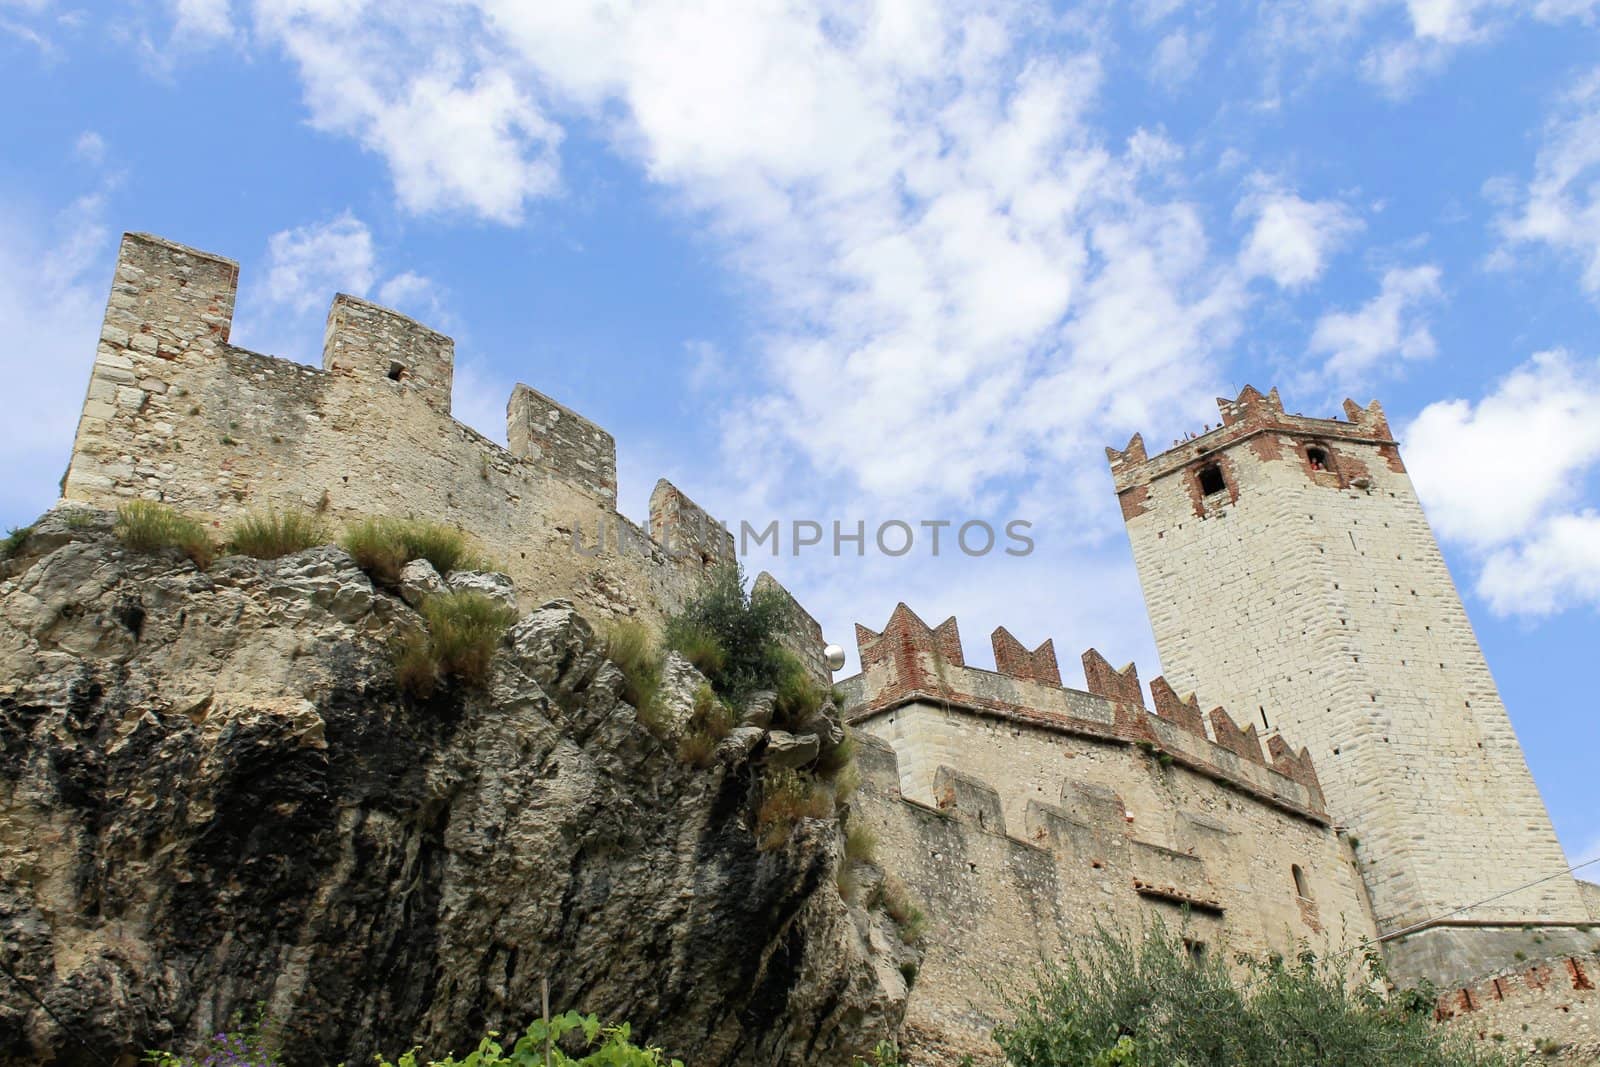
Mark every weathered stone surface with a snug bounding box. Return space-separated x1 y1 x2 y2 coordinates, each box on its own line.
444 568 516 608
741 690 777 729
654 650 706 736
0 516 906 1066
398 558 445 607
766 731 821 769
720 726 766 762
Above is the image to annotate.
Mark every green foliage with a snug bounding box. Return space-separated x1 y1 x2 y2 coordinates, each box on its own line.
116 501 216 569
343 517 481 584
993 921 1517 1067
1 525 32 560
61 509 96 529
851 1041 904 1067
395 592 517 696
872 874 927 945
663 563 793 703
375 1011 682 1067
227 509 329 560
676 683 734 767
755 768 836 850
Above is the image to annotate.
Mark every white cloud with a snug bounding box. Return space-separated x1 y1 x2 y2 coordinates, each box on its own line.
1237 179 1362 289
1150 28 1208 89
171 0 232 42
1306 264 1441 387
1478 512 1600 615
1259 0 1598 97
252 3 561 222
1495 68 1600 298
73 131 105 165
262 212 376 313
1406 350 1600 614
0 192 114 526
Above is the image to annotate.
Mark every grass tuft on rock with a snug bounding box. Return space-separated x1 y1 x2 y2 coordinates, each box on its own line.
872 874 926 945
395 591 517 697
755 768 836 850
343 517 481 584
227 509 329 560
115 501 215 569
676 683 735 767
604 620 665 728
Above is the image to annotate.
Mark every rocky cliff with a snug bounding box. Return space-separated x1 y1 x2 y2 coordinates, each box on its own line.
0 508 909 1066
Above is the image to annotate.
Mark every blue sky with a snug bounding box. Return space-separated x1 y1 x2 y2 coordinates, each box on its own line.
2 0 1597 867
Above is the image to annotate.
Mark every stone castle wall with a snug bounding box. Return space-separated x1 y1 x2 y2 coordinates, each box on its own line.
61 233 735 624
838 604 1377 1061
1110 386 1589 986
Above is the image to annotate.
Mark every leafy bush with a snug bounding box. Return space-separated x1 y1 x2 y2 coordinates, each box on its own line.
605 620 664 720
116 501 215 569
663 563 794 702
755 768 836 850
376 1011 682 1067
395 592 517 696
227 509 329 560
994 921 1514 1067
343 517 481 584
1 525 31 560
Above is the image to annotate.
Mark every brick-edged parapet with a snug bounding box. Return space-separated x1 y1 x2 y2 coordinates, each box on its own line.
842 604 1331 823
990 627 1060 686
1107 384 1401 496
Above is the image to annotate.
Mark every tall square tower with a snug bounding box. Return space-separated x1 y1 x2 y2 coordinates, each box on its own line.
1110 386 1590 984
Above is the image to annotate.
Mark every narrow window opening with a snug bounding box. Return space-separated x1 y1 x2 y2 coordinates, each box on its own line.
387 360 407 382
1184 938 1208 963
1307 447 1329 471
1198 464 1227 496
1260 706 1270 729
1292 864 1312 900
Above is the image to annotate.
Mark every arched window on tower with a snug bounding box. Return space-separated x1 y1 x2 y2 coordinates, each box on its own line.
1198 464 1227 496
1292 864 1312 900
1307 447 1330 472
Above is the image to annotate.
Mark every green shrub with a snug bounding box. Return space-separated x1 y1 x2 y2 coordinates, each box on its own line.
115 501 215 569
815 729 856 779
873 874 926 945
663 563 794 701
394 592 516 696
1 525 32 560
227 509 329 560
605 620 664 725
376 1011 682 1067
993 921 1515 1067
342 517 481 584
756 768 836 850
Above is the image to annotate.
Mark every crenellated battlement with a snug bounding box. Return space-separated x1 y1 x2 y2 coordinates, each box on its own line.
1107 383 1403 496
62 232 732 623
840 604 1330 823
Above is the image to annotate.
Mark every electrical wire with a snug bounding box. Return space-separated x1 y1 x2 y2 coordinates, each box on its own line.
1375 855 1600 944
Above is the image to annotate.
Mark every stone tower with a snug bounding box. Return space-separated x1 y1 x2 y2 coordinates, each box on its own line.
1109 385 1589 984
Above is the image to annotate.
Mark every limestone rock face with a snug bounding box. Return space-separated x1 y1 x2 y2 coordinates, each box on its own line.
0 511 906 1066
